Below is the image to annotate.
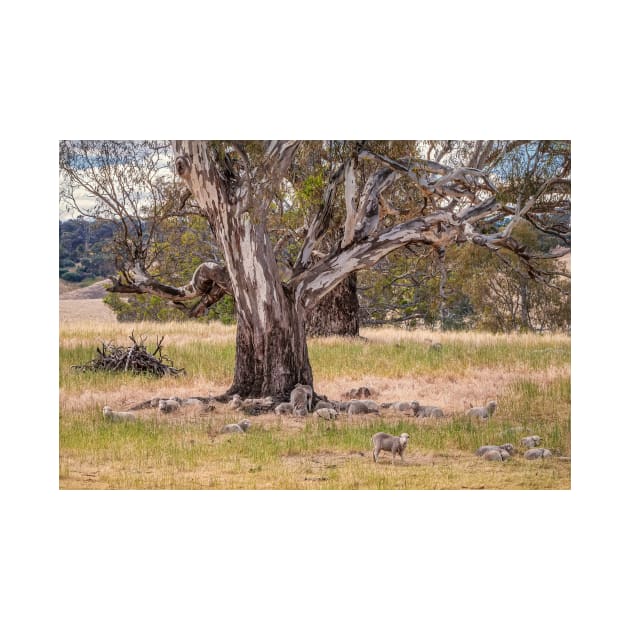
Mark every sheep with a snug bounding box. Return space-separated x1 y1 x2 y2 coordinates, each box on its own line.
372 432 410 464
102 405 136 422
347 401 379 417
524 448 552 460
466 400 497 419
314 400 337 411
274 402 295 415
220 419 251 434
415 405 445 418
314 408 338 420
227 394 242 410
158 398 181 414
391 401 421 415
483 449 510 462
360 400 380 412
476 444 515 457
290 384 312 414
520 435 542 448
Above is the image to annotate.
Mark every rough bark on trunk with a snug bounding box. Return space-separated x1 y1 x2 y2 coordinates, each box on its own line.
306 273 359 337
174 141 313 400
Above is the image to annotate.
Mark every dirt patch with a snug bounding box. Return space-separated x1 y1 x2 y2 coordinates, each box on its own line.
59 299 118 324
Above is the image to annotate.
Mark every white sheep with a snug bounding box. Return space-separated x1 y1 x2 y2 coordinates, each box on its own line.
520 435 542 448
476 444 515 457
524 448 552 460
158 398 181 414
466 400 497 419
314 408 338 420
372 432 410 464
227 394 243 410
347 401 379 417
102 405 136 422
415 405 445 418
274 402 294 415
220 419 251 434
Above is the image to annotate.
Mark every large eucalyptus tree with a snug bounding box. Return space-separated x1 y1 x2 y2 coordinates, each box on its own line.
65 140 570 400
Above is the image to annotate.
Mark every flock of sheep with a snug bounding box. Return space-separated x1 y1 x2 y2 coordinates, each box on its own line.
102 382 554 465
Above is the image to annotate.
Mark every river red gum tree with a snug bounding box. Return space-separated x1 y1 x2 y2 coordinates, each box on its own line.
110 140 570 400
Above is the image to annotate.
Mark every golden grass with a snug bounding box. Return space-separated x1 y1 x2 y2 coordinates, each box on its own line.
59 318 570 490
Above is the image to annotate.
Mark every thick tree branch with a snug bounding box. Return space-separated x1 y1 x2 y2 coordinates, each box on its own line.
108 261 232 317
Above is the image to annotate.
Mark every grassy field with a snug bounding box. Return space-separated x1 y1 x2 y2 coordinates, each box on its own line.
59 318 571 489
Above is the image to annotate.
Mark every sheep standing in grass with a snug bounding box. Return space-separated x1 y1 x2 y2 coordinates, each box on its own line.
290 385 312 415
372 432 410 464
466 400 497 419
102 406 136 422
220 419 251 434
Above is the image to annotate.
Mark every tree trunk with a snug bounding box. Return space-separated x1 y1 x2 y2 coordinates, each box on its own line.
174 141 313 400
306 273 359 336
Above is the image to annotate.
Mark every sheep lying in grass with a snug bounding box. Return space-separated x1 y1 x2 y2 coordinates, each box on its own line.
415 405 445 418
314 408 338 420
274 402 294 415
158 398 181 414
372 432 410 464
524 448 552 460
475 444 515 457
520 435 542 448
102 406 136 422
220 419 251 434
390 401 421 414
314 400 337 411
347 401 379 417
482 449 510 461
466 400 497 419
227 394 242 410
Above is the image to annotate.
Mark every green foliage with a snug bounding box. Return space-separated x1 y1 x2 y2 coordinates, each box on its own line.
103 293 236 324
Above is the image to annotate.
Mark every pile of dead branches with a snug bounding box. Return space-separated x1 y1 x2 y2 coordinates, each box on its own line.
72 332 185 377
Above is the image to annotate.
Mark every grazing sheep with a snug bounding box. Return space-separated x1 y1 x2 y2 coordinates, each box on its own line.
520 435 542 448
290 384 312 414
372 432 410 464
476 444 515 457
466 400 498 419
524 448 552 460
314 408 338 420
158 398 181 414
274 402 295 415
347 401 379 417
102 406 136 422
220 419 251 434
415 405 445 418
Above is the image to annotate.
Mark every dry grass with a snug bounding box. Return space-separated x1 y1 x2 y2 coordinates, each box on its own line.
59 315 570 490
